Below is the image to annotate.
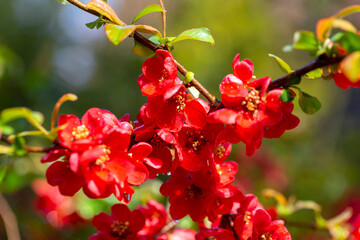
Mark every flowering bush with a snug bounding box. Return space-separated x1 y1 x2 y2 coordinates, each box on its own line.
0 1 360 240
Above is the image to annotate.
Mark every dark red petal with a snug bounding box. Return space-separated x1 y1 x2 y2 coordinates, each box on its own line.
111 204 131 222
253 209 272 232
143 57 163 82
333 72 351 90
129 209 146 232
129 142 153 159
92 212 113 232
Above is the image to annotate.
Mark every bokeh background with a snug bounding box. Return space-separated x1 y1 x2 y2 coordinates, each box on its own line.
0 0 360 239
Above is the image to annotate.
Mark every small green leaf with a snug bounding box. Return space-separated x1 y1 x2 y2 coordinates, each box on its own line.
172 28 215 45
287 75 302 86
184 72 194 84
0 157 10 183
0 145 13 155
335 5 360 18
293 30 319 51
268 54 292 74
57 0 69 4
131 4 165 24
0 125 14 135
12 136 26 156
132 40 154 57
334 32 360 52
87 0 124 26
0 107 44 125
279 89 295 102
105 24 136 45
298 90 322 114
304 68 323 79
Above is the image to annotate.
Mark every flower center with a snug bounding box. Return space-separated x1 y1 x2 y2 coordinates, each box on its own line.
243 211 252 224
95 147 111 168
159 69 168 82
111 220 129 236
214 144 226 159
242 89 261 117
261 233 273 240
185 131 207 152
72 124 90 140
168 93 186 112
150 134 167 150
185 184 203 200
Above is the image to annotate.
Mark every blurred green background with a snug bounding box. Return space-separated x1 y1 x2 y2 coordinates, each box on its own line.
0 0 360 239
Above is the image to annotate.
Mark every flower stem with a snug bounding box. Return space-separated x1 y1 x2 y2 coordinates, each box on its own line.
159 0 167 38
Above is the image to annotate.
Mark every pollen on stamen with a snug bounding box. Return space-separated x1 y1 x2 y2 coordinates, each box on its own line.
72 124 90 140
111 220 129 236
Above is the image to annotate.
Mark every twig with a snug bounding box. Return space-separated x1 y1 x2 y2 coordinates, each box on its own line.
0 194 21 240
65 0 218 106
268 54 344 90
65 0 345 107
159 0 166 38
1 134 54 153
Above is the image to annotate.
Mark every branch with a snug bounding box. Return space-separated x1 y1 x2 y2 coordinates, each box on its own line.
66 0 344 106
66 0 218 106
268 54 344 90
0 194 21 240
0 135 54 153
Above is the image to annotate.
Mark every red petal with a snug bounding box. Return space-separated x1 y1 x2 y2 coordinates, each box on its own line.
111 204 131 222
208 109 238 124
92 212 113 232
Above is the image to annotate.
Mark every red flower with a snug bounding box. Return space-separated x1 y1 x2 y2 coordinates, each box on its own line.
90 204 146 240
333 72 360 90
208 56 299 155
31 179 85 228
157 229 196 240
137 200 168 236
196 228 235 240
138 49 180 97
144 86 210 132
251 209 291 240
42 108 152 203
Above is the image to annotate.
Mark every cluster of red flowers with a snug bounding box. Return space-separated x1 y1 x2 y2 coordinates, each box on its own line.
41 50 299 239
31 179 84 228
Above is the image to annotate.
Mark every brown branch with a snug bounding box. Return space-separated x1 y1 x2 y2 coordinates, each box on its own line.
0 194 21 240
65 0 218 106
1 135 55 153
65 0 345 107
268 54 344 90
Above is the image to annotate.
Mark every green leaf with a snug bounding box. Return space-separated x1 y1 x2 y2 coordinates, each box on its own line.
0 145 13 155
304 68 323 79
293 30 319 51
0 125 14 135
287 75 302 86
172 28 215 45
334 32 360 52
335 5 360 18
132 40 154 57
298 90 322 114
57 0 69 4
268 54 292 74
0 157 10 183
105 24 136 45
12 136 26 156
131 4 165 24
0 107 44 125
279 89 295 102
87 0 124 26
